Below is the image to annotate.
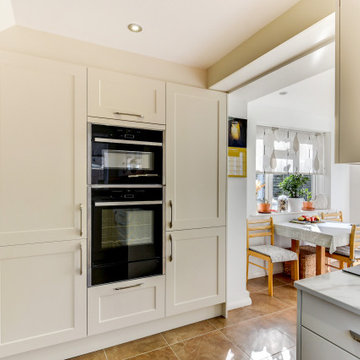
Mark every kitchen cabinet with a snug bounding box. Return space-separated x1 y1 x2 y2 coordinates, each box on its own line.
165 227 226 316
166 83 226 231
0 51 87 245
88 68 165 124
88 276 165 335
0 239 87 358
335 0 360 163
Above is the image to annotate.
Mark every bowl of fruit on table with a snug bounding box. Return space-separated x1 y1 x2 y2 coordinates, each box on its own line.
296 215 321 223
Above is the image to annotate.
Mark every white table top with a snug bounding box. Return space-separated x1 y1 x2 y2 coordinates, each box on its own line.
295 269 360 316
275 221 351 253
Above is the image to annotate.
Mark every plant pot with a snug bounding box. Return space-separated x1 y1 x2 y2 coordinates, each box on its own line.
288 198 304 212
258 203 271 213
302 201 313 210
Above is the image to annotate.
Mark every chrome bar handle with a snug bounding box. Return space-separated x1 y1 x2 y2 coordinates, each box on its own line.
79 204 84 237
169 200 173 229
79 244 83 276
169 234 173 262
350 330 360 343
128 174 159 178
113 111 144 118
114 283 143 291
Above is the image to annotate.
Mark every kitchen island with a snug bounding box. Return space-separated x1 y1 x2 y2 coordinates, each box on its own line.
295 269 360 359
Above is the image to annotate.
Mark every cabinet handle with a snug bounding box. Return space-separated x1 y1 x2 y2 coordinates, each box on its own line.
79 244 83 276
169 234 173 262
80 203 84 237
113 111 144 118
350 330 360 343
169 200 173 229
114 283 143 291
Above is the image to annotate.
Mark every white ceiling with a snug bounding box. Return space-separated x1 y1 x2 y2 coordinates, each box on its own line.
251 69 335 120
1 0 300 68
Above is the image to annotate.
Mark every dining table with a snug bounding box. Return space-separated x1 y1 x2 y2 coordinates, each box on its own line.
274 221 352 276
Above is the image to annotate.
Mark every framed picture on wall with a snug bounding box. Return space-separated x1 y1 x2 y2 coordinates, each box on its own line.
228 117 247 178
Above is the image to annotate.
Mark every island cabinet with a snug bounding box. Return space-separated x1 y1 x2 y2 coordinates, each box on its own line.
88 68 165 124
0 51 87 245
0 239 87 358
336 0 360 163
165 83 226 316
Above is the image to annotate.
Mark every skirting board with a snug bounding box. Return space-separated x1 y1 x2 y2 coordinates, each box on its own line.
226 293 252 311
3 304 224 360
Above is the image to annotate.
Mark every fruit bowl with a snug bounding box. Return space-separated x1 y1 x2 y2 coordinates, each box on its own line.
297 215 321 223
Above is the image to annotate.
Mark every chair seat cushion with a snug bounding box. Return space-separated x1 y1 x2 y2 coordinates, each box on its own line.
333 246 360 259
249 245 298 263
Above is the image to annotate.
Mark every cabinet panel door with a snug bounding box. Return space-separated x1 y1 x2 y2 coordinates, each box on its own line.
301 327 357 360
336 0 360 163
0 240 86 358
88 68 165 124
0 52 87 245
166 227 225 316
88 276 165 335
166 83 226 231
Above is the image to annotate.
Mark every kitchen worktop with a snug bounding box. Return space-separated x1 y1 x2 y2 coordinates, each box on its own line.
295 269 360 316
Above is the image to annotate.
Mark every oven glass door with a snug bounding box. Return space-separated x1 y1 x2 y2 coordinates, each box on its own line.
91 200 163 284
91 141 163 185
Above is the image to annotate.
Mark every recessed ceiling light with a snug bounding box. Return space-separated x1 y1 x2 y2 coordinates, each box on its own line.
128 23 143 33
279 91 288 95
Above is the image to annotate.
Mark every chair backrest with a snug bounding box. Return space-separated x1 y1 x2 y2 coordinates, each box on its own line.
246 217 274 249
350 224 360 260
321 211 343 222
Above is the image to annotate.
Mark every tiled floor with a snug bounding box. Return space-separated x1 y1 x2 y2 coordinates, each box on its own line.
70 273 297 360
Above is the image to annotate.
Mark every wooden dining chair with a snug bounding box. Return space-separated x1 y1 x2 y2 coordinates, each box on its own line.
325 224 360 269
321 211 343 222
246 217 299 296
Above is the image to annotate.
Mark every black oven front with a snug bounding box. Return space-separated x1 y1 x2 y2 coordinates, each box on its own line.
90 187 163 286
90 124 163 185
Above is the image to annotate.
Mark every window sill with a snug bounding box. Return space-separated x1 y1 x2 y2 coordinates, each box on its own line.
252 209 330 217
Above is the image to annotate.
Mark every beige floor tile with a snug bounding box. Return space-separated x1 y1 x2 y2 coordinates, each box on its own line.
162 320 216 345
248 292 291 317
105 334 167 360
69 350 106 360
209 306 258 329
263 307 297 340
127 346 178 360
265 346 296 359
264 285 297 306
171 331 249 360
221 317 295 359
247 277 285 293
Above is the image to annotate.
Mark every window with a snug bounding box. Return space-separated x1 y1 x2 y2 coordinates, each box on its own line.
256 126 325 210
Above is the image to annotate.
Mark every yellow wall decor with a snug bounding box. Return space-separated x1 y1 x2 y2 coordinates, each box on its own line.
228 147 247 178
228 117 247 177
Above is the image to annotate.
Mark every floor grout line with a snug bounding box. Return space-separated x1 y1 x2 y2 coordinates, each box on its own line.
120 345 169 360
103 349 109 360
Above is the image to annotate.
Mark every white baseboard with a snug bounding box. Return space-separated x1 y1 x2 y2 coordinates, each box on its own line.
226 292 252 311
4 305 223 360
248 263 283 279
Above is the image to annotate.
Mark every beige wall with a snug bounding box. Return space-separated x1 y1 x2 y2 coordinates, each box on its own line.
0 26 207 88
207 0 336 88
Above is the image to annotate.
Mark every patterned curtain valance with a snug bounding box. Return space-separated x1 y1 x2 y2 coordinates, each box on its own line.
256 126 325 175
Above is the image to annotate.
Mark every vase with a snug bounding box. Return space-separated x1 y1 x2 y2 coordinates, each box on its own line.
302 201 313 210
258 203 271 213
288 198 304 212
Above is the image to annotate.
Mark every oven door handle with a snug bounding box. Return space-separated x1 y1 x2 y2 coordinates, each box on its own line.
94 200 163 207
128 174 159 178
93 137 163 147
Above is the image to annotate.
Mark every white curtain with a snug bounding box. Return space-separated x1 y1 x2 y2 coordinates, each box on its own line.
256 126 325 174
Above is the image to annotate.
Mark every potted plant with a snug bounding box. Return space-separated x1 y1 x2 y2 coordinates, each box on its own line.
258 200 271 213
301 188 313 210
279 174 310 212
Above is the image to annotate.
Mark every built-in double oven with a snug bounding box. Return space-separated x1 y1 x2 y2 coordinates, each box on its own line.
88 124 164 286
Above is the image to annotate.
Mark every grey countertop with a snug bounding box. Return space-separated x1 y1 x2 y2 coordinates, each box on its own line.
295 269 360 316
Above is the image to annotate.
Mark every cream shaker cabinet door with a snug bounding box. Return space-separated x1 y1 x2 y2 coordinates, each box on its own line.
0 239 87 358
336 0 360 163
166 227 225 316
0 51 87 245
166 83 226 231
88 68 165 124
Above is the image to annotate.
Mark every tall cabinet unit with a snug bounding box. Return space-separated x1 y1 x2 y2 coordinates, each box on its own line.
0 51 87 358
336 0 360 163
165 83 226 316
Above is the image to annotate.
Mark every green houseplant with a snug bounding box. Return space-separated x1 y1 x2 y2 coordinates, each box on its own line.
279 174 310 212
301 188 313 210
